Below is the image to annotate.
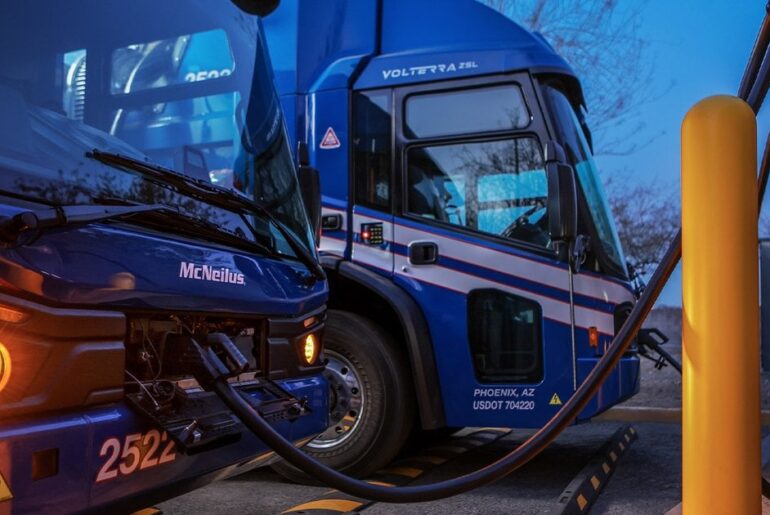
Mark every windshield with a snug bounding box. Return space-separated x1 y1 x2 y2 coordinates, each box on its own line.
0 1 314 255
542 85 627 274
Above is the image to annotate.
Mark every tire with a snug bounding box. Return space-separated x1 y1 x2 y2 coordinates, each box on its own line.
272 310 415 483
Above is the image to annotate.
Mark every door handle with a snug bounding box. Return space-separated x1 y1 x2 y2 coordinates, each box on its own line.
321 214 342 231
408 241 439 265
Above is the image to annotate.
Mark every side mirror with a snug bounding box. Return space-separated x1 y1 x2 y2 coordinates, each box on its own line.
545 142 577 243
230 0 280 16
297 142 322 243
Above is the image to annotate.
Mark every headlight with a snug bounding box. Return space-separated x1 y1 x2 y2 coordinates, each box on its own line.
0 342 11 392
301 333 320 366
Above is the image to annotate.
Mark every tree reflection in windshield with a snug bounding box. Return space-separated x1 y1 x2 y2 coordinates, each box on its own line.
0 0 315 254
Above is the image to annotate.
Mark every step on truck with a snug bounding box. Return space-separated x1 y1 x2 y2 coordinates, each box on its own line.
0 1 330 512
264 0 652 479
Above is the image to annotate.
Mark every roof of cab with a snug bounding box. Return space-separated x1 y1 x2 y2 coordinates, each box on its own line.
263 0 578 95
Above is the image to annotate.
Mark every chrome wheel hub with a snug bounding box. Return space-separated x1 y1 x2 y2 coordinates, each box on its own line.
308 349 364 449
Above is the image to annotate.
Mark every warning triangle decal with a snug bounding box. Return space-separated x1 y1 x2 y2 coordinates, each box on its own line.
549 393 563 406
0 471 12 502
320 127 341 149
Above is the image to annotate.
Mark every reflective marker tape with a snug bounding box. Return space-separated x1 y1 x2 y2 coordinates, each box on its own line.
282 499 363 513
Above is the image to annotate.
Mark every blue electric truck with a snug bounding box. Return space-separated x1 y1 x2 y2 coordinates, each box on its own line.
264 0 648 479
0 1 330 512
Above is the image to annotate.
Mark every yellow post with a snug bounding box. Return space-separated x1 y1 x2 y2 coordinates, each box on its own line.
682 95 760 514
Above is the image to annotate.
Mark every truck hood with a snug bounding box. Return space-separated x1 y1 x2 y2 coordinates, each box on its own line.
0 212 326 317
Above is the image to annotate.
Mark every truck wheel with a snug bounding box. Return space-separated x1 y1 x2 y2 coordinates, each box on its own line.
272 310 415 482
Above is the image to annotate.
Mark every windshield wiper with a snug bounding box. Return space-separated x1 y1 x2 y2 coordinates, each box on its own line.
87 149 325 283
93 197 278 259
0 199 279 262
0 203 168 247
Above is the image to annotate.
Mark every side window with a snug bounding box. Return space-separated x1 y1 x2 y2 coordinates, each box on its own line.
468 289 543 384
405 84 530 139
353 90 391 210
406 137 550 248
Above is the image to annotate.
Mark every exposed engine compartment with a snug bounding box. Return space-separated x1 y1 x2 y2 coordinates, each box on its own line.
125 315 264 384
121 311 325 453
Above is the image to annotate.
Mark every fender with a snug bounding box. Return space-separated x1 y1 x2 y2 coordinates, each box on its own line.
321 255 446 429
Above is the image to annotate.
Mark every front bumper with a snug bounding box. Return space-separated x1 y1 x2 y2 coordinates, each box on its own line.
0 374 328 514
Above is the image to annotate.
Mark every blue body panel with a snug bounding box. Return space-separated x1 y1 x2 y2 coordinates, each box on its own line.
263 0 576 149
0 203 325 317
264 0 639 430
0 376 327 514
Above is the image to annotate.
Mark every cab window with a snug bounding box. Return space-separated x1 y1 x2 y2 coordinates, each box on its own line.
406 137 550 248
353 90 392 210
405 84 530 139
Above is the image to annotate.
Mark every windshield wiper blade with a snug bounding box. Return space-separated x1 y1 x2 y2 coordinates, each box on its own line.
0 199 279 261
87 149 326 283
93 197 278 260
0 203 169 247
87 149 225 200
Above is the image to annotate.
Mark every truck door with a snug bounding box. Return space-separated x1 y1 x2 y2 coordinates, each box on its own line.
391 75 577 427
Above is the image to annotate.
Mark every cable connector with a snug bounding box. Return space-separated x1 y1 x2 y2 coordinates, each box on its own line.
184 333 248 390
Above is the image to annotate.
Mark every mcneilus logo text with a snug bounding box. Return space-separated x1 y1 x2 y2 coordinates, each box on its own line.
179 261 246 286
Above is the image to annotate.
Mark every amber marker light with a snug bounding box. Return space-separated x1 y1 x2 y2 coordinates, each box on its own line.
0 342 11 392
0 305 27 324
588 326 599 348
303 334 319 365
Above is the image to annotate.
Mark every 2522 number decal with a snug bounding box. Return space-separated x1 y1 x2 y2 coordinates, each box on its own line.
96 430 177 482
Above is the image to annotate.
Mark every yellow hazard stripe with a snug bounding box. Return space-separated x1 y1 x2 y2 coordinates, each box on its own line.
367 480 395 487
282 499 363 513
131 509 162 515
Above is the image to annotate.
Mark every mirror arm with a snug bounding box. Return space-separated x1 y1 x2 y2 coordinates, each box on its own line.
569 234 590 274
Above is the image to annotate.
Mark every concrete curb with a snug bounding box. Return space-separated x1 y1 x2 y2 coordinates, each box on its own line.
595 406 770 425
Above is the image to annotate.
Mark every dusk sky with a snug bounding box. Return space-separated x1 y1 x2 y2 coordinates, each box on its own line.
589 1 770 306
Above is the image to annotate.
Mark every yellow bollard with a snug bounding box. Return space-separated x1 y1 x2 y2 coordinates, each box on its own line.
682 95 760 514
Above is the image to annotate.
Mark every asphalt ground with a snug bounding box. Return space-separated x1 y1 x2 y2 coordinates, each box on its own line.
159 422 682 514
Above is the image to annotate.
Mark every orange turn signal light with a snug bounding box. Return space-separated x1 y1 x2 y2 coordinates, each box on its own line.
0 305 27 324
588 326 599 348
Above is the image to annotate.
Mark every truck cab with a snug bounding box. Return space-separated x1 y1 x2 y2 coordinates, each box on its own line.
264 0 639 479
0 1 329 512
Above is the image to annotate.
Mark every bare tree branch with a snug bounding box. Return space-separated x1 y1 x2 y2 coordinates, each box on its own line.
604 173 678 275
481 0 667 157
